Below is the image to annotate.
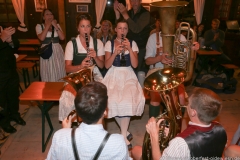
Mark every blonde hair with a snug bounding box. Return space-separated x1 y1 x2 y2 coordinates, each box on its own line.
212 19 220 25
97 20 115 40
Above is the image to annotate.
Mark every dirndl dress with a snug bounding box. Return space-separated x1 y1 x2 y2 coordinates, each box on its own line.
102 66 145 118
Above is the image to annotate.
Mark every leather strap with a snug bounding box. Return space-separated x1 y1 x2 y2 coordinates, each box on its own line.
93 133 111 160
71 127 111 160
71 127 80 160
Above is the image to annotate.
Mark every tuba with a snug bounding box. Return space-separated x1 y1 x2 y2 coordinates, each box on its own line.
142 1 197 159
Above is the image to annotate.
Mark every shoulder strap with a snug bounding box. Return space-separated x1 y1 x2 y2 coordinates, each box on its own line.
71 128 111 160
111 39 114 54
71 38 78 56
71 127 80 160
40 24 44 31
93 38 97 55
93 133 111 160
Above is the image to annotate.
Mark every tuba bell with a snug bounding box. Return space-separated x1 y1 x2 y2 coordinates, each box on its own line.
61 65 96 125
142 1 194 159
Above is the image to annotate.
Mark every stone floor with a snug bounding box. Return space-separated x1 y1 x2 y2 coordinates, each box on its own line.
0 68 240 160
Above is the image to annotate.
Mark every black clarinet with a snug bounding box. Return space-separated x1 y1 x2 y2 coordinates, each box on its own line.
120 34 126 66
85 33 93 65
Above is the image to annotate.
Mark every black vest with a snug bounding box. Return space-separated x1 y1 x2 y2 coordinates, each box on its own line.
177 122 227 158
127 6 151 49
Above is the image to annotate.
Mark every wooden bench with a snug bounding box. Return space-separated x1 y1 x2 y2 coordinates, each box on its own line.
23 57 40 78
18 47 36 51
221 64 239 69
17 62 36 88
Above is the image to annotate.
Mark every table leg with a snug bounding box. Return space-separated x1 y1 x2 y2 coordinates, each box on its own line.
37 101 54 152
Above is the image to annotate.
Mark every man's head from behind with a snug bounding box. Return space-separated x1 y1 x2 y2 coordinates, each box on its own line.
188 88 222 124
74 82 108 124
211 19 220 30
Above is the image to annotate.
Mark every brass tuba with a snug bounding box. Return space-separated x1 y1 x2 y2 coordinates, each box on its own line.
142 1 195 159
61 65 95 124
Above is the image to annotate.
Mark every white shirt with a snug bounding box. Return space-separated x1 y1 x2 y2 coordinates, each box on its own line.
65 35 105 60
145 32 186 69
47 123 131 160
104 40 139 55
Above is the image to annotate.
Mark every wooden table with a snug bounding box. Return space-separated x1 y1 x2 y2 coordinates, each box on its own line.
19 82 64 152
197 49 221 56
19 39 40 46
16 54 27 62
19 39 41 52
193 49 222 86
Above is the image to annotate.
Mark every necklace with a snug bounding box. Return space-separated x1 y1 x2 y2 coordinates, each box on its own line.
116 37 122 42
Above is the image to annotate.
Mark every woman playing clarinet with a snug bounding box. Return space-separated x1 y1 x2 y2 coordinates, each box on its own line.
102 19 145 149
59 13 104 121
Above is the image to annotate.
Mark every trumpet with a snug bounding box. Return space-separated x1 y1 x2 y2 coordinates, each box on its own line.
85 33 93 65
120 34 126 66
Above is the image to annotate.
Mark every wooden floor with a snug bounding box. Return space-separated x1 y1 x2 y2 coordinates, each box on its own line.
0 68 240 159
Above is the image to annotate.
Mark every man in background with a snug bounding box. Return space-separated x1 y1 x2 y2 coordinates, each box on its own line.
0 26 26 133
114 0 151 73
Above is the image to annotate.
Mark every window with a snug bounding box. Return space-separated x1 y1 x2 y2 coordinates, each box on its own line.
0 0 18 22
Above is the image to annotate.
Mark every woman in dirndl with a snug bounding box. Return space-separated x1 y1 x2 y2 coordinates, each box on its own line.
58 13 104 121
36 9 66 82
102 19 145 149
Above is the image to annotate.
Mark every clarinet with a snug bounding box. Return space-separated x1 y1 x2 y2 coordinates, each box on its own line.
120 34 126 66
85 33 93 65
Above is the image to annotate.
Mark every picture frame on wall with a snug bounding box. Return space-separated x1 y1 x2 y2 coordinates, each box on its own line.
69 0 91 3
34 0 47 12
76 5 88 13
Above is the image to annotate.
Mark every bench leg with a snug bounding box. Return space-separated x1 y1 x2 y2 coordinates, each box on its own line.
22 68 30 88
32 61 39 78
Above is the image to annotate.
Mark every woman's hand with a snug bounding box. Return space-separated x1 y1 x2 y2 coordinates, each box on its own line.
114 44 124 56
51 19 58 28
45 19 52 28
122 38 131 51
80 56 91 68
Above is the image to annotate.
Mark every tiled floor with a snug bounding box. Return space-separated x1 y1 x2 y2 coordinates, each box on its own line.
0 68 240 159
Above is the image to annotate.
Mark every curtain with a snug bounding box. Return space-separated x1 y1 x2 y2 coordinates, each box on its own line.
94 0 107 28
194 0 205 25
126 0 131 10
12 0 27 32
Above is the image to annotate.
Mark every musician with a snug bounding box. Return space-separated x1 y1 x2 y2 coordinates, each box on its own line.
102 18 145 149
114 0 151 73
0 26 26 133
59 13 104 121
47 82 131 159
132 88 227 159
145 31 199 118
